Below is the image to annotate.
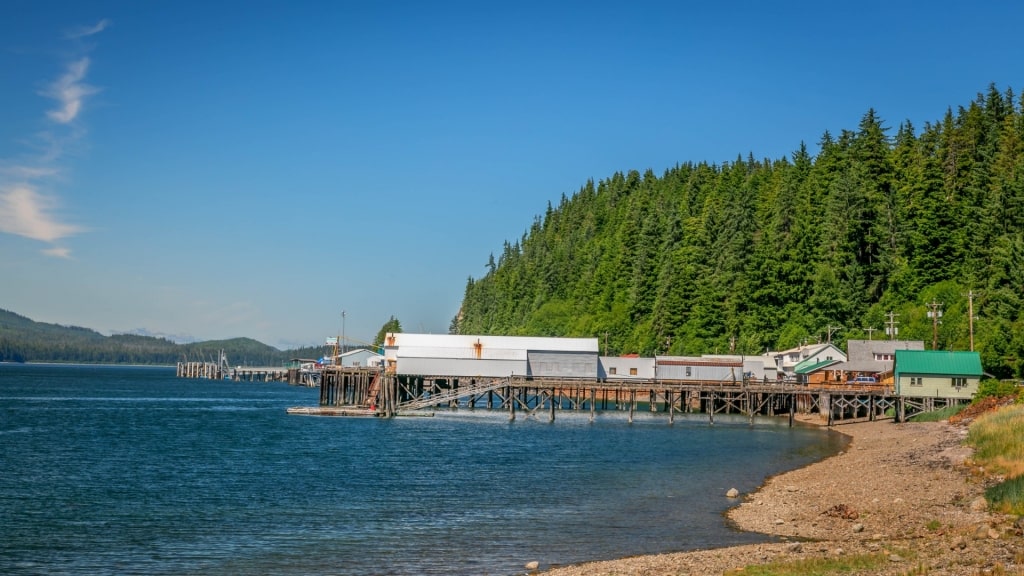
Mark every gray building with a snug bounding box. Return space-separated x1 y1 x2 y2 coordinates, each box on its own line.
655 356 743 382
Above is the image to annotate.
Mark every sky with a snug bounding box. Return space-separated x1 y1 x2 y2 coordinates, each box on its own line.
1 0 1022 350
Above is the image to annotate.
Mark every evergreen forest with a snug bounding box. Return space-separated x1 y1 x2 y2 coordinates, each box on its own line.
454 84 1024 379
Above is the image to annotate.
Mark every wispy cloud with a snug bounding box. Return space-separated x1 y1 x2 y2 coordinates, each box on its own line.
0 184 84 243
68 19 111 39
0 20 107 258
43 246 73 259
45 57 97 124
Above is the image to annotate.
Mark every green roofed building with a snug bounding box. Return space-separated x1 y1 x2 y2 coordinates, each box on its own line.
894 350 983 399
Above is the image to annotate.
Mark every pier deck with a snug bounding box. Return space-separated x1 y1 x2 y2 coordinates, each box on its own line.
298 369 967 424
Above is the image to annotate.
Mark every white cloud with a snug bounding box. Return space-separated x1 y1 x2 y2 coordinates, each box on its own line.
45 57 98 124
42 246 73 259
68 19 111 39
1 19 108 256
0 184 83 243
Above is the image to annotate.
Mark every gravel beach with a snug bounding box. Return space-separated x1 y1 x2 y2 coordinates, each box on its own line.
542 417 1022 575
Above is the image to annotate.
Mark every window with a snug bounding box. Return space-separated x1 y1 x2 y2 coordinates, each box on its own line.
609 367 617 375
952 377 967 389
910 377 922 387
685 366 692 377
629 367 638 376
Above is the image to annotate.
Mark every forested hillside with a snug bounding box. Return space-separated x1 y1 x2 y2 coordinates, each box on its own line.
455 85 1024 379
0 309 325 365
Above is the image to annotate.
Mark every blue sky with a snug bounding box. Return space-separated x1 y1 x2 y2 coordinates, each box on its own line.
1 1 1021 350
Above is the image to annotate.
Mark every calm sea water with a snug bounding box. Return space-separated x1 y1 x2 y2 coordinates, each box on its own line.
0 364 847 575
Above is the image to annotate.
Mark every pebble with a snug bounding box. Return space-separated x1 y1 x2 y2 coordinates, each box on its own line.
852 523 865 533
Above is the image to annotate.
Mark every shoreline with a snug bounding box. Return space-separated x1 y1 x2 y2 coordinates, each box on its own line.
544 417 1021 575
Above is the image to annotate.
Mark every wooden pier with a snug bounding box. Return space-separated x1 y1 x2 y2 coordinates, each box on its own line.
294 369 964 424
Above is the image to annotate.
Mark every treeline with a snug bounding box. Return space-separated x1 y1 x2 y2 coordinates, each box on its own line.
455 84 1024 379
0 309 326 366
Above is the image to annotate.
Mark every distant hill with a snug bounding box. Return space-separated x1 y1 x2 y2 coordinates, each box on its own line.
0 308 324 365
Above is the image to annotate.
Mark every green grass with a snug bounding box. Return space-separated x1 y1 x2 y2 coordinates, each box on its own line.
737 553 890 576
968 404 1024 515
909 404 966 422
986 475 1024 516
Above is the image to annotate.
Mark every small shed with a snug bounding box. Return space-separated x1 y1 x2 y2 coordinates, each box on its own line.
336 349 384 368
894 350 983 399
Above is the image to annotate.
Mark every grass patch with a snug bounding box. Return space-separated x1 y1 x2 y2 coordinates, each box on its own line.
737 553 890 576
909 404 966 422
986 475 1024 516
925 519 942 531
968 404 1024 477
968 404 1024 515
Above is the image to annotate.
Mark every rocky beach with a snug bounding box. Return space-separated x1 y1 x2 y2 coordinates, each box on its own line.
544 417 1022 576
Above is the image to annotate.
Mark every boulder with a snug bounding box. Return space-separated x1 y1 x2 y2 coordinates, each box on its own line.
525 560 539 571
726 488 740 498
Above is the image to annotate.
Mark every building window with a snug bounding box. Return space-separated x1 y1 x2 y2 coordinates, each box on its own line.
910 377 922 387
609 367 617 375
685 366 692 377
952 377 967 389
629 367 638 376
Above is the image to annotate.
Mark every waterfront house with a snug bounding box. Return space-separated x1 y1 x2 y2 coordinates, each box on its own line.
765 343 847 381
834 339 924 384
893 350 983 399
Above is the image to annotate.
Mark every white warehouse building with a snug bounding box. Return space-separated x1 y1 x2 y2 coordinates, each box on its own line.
383 333 599 378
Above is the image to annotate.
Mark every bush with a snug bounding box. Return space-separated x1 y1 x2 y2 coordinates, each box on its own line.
976 378 1022 401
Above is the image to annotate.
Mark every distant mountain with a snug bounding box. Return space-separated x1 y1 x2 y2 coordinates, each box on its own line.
0 308 323 365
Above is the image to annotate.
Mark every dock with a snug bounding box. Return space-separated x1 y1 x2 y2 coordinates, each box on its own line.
295 368 967 424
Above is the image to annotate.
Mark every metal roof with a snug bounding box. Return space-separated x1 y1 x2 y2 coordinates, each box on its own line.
794 358 842 374
894 350 983 377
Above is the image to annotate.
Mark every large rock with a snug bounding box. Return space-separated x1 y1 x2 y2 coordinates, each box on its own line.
969 496 988 511
726 488 740 498
525 560 539 571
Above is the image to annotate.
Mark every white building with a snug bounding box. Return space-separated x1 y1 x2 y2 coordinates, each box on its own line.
383 333 599 378
599 355 655 380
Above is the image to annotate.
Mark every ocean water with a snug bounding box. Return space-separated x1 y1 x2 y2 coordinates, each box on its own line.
0 364 848 575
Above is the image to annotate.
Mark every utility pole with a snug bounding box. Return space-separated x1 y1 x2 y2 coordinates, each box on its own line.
884 311 900 341
863 327 877 341
729 335 736 353
968 290 976 352
603 332 609 357
825 325 842 344
342 310 347 355
926 300 943 350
